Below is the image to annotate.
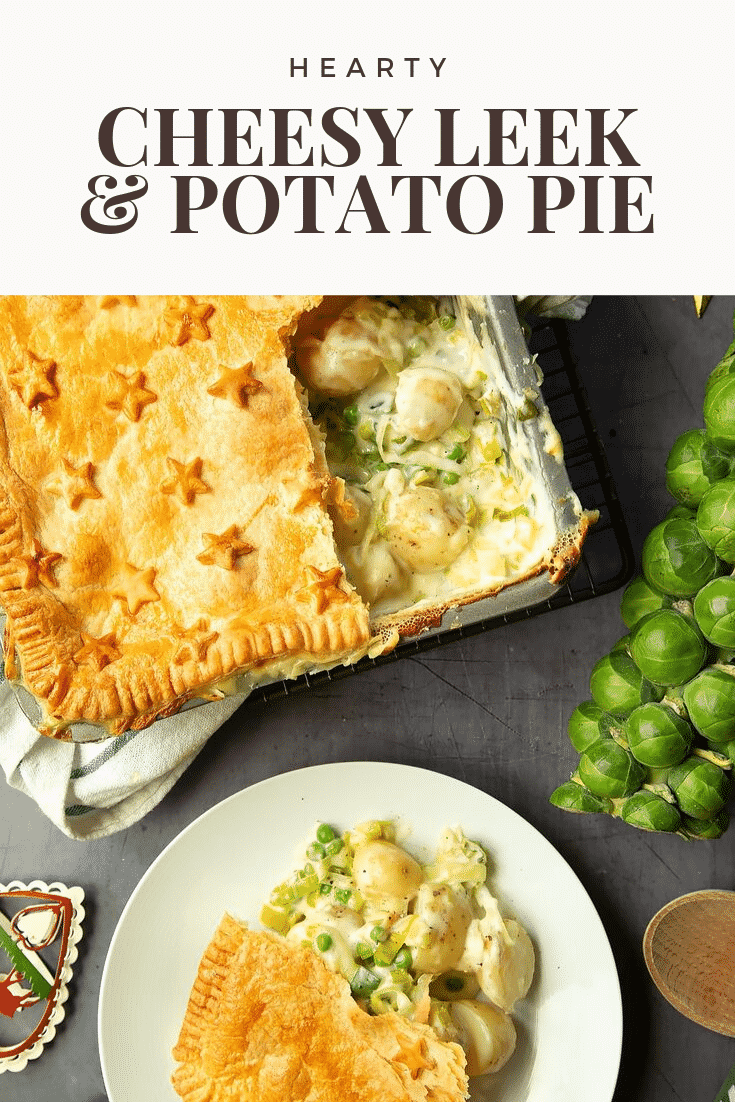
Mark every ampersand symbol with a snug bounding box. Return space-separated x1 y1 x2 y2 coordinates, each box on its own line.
80 174 148 234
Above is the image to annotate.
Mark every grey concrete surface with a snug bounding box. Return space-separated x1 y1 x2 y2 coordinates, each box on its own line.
1 296 734 1102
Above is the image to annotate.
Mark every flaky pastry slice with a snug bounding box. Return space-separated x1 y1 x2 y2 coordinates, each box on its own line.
171 916 469 1102
0 295 372 737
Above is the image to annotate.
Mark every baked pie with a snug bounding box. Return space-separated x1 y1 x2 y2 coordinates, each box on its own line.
171 915 469 1102
0 295 592 738
0 295 373 737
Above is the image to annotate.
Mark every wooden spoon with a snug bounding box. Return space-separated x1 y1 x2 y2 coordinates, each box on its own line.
643 889 735 1037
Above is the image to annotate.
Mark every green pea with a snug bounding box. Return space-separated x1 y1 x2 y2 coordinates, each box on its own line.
324 838 344 856
316 823 336 844
335 888 351 905
438 314 456 331
370 925 386 943
342 405 359 426
316 932 333 952
355 942 374 960
307 842 326 860
441 471 460 485
319 881 332 896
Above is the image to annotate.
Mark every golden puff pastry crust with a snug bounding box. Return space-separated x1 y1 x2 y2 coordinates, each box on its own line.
0 295 372 736
171 916 469 1102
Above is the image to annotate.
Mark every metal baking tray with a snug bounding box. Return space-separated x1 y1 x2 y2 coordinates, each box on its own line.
2 299 633 737
250 307 634 703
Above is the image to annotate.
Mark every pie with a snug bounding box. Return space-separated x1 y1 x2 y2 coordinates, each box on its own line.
171 915 469 1102
0 295 592 739
0 295 373 737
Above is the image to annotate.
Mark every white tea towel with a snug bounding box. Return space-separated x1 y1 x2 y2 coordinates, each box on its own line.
0 675 247 839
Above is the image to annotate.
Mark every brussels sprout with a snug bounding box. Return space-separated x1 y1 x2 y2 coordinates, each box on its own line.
704 370 735 452
665 429 733 505
716 737 735 765
693 576 735 646
641 516 721 597
620 576 671 631
667 505 697 520
620 790 682 833
697 478 735 563
629 609 708 687
705 341 735 395
549 781 612 814
589 650 664 717
667 755 731 819
680 809 730 839
577 739 646 798
682 666 735 742
624 703 693 767
567 701 617 753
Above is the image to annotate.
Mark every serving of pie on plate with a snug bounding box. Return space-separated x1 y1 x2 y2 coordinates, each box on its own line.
0 295 591 739
171 915 469 1102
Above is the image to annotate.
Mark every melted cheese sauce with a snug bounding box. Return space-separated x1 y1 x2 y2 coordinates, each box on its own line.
291 297 558 619
261 821 534 1080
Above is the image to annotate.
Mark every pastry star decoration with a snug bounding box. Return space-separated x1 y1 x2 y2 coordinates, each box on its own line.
161 457 210 505
73 632 120 672
207 362 263 409
164 297 214 346
9 350 58 408
19 538 62 589
297 566 350 615
46 459 101 510
393 1035 434 1080
111 563 160 615
172 618 219 665
105 369 157 422
99 296 137 308
196 525 254 570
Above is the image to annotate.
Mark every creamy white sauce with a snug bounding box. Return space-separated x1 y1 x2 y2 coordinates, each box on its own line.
291 297 559 619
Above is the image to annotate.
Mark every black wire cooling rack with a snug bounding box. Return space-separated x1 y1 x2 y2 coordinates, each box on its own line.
250 318 635 703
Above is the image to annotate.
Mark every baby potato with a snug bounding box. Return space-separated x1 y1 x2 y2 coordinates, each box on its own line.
351 840 424 903
294 314 382 396
409 884 473 974
383 486 471 573
450 999 517 1077
343 539 403 605
393 366 464 441
477 919 535 1012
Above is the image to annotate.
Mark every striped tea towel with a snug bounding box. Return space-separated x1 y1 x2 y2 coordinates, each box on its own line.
0 673 247 839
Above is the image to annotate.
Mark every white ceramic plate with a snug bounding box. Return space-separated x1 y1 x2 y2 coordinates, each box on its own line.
98 762 622 1102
